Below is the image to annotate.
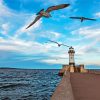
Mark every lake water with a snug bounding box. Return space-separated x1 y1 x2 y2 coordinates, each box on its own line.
0 68 61 100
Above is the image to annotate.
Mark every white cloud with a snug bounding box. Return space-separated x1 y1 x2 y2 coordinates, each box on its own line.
0 0 69 65
0 36 70 64
14 14 42 38
0 0 43 41
0 37 99 65
0 38 48 55
68 27 100 65
94 12 100 18
40 59 67 64
40 31 61 40
59 15 67 18
75 43 99 55
0 37 5 42
71 26 100 40
0 0 14 17
0 0 99 66
0 23 10 34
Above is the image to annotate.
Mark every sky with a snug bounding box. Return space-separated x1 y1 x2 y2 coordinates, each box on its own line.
0 0 100 69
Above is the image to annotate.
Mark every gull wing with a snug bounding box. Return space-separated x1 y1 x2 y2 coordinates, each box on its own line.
48 40 59 44
26 15 42 29
46 4 70 13
36 9 44 15
61 44 70 47
84 17 96 21
70 17 81 19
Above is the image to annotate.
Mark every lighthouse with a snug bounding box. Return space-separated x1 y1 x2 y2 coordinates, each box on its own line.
58 46 87 75
68 46 75 66
59 46 87 75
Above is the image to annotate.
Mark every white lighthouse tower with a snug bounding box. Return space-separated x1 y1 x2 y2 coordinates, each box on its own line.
68 46 75 66
59 46 87 75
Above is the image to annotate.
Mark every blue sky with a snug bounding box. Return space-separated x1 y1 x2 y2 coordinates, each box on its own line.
0 0 100 69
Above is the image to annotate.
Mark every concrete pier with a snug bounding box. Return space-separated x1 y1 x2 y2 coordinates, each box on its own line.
70 73 100 100
51 72 100 100
51 72 74 100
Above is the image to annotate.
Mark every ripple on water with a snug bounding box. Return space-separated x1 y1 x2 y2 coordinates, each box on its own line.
0 69 61 100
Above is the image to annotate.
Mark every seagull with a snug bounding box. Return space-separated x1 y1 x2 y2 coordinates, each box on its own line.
69 17 96 22
26 4 70 29
48 40 70 47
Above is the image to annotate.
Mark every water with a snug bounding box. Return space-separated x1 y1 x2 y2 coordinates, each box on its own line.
0 68 61 100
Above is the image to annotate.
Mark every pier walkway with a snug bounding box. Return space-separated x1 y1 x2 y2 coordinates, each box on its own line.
51 72 100 100
51 72 74 100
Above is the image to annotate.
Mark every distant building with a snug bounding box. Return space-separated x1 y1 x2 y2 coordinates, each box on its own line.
58 47 88 76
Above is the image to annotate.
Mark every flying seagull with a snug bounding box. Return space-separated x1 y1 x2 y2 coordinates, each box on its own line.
69 17 96 22
26 4 70 29
48 40 70 47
